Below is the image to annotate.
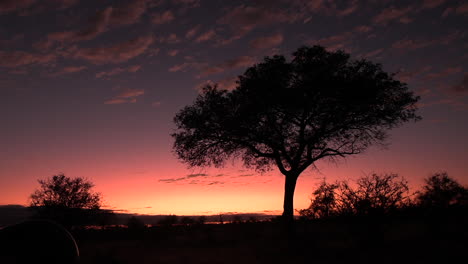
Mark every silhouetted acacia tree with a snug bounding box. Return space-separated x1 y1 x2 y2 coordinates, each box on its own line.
30 174 102 228
172 46 420 221
416 172 468 208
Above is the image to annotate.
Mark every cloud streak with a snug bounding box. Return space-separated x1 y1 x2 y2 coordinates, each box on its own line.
249 33 283 50
0 50 55 68
200 55 255 76
96 65 141 79
104 88 145 105
451 73 468 93
0 0 36 14
73 35 154 64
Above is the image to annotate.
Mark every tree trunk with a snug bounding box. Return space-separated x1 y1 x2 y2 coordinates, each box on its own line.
282 173 299 222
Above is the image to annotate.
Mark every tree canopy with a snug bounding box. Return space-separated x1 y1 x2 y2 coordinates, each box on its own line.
416 172 468 208
172 45 420 220
30 174 103 229
30 174 101 209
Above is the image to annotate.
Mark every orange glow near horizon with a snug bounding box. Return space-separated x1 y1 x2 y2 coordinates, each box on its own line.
2 131 467 216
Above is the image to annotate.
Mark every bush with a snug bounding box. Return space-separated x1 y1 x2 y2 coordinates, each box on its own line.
300 173 410 219
416 172 468 208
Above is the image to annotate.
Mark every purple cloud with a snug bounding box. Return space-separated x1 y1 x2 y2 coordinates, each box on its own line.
373 6 414 24
0 50 55 67
104 88 145 105
200 55 255 76
96 65 141 79
249 33 283 50
151 10 175 25
185 25 201 39
451 73 468 93
0 0 36 14
195 30 216 43
52 65 87 76
218 4 298 43
73 35 154 64
109 0 150 26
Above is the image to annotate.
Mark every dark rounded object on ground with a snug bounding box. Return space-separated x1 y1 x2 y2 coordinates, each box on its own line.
0 219 79 264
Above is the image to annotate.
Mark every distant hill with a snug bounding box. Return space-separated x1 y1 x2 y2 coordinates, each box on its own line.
0 205 33 227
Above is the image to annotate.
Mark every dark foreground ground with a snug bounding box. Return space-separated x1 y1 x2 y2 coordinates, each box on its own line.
73 211 468 264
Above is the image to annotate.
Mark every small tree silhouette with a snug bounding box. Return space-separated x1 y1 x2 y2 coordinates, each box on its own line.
29 174 102 229
299 181 339 219
172 45 420 222
416 172 468 208
127 216 146 230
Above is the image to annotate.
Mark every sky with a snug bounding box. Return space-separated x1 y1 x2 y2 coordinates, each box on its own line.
0 0 467 216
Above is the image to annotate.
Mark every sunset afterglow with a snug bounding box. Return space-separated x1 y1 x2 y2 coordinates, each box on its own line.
1 0 467 216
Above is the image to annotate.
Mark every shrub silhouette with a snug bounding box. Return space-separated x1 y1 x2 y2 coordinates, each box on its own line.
29 174 103 229
158 214 178 226
300 173 410 218
416 172 468 208
127 216 146 230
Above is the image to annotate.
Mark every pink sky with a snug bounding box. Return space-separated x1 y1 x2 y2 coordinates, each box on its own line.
1 0 467 215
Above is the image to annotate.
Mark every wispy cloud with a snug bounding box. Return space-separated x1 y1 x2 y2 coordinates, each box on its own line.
0 0 36 14
37 1 151 49
73 35 154 64
52 65 87 76
218 4 298 44
109 0 150 26
159 33 180 44
426 67 462 80
167 49 179 57
151 10 175 25
168 61 206 73
0 50 56 67
185 25 201 39
37 7 112 49
200 55 255 76
395 66 432 83
373 6 414 25
451 73 468 93
195 77 238 92
195 29 216 43
249 33 283 50
104 88 145 105
96 65 141 79
159 173 212 183
421 0 446 9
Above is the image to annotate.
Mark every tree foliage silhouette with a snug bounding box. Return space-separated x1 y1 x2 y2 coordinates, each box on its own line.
338 173 410 215
416 172 468 208
172 45 420 221
300 173 410 218
299 181 340 219
30 174 101 209
30 174 102 228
